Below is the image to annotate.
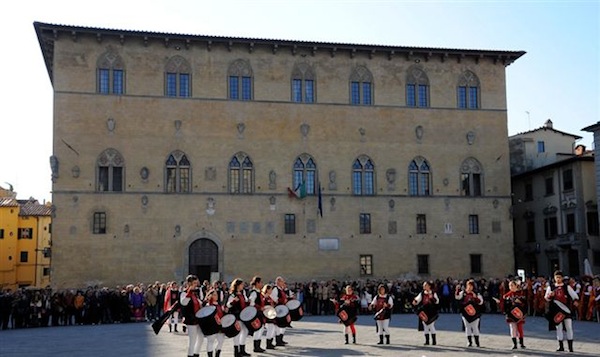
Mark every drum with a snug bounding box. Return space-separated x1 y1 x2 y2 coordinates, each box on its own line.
506 305 525 323
240 306 263 334
417 304 439 325
460 301 481 323
263 305 277 323
220 314 241 338
196 305 221 336
275 304 291 328
337 304 357 326
547 300 571 325
286 299 304 321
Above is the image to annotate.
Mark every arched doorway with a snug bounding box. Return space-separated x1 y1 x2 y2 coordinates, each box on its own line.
189 239 218 282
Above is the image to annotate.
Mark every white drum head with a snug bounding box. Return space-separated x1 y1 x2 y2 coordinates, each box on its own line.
286 300 301 309
196 305 216 318
221 314 236 327
554 300 571 314
240 306 257 321
263 306 277 319
275 305 289 318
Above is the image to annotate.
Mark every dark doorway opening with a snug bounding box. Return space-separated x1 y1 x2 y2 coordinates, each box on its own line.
189 239 218 282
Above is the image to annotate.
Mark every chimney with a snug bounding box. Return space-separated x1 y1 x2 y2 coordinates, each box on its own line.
544 119 553 129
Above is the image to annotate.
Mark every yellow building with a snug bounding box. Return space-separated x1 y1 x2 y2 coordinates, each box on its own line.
34 22 524 288
0 187 52 290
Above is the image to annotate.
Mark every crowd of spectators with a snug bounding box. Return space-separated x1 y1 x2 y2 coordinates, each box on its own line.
1 275 598 330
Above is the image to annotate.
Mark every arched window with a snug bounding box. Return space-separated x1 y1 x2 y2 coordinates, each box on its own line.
406 66 429 107
165 55 191 97
229 152 253 194
352 155 375 195
457 70 480 109
97 148 124 192
97 48 125 95
291 62 315 103
349 65 373 105
461 157 483 196
165 150 191 193
408 157 431 196
228 59 253 100
292 154 317 196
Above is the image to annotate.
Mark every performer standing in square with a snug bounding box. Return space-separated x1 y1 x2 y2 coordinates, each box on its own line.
270 276 289 347
333 285 359 344
369 284 393 345
227 278 250 357
261 284 277 350
499 279 527 349
455 279 483 347
248 276 266 353
180 275 204 357
545 270 579 352
204 289 225 357
163 281 180 333
412 281 439 346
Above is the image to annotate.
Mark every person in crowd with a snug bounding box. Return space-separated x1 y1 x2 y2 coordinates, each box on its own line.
456 279 483 347
413 281 439 346
369 283 393 345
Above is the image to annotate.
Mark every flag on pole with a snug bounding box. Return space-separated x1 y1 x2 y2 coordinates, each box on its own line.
287 180 306 199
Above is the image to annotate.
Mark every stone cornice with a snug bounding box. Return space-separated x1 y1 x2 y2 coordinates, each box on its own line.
34 21 526 85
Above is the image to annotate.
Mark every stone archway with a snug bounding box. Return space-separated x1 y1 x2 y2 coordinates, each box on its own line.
188 238 218 282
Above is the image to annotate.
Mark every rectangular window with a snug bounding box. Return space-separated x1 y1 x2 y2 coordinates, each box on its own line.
587 211 599 236
594 250 600 267
563 169 573 191
241 76 252 100
43 267 50 276
166 73 177 97
526 220 536 242
524 182 533 201
112 167 123 192
229 169 240 193
416 214 427 234
93 212 107 234
305 80 314 103
406 84 416 106
470 254 482 274
180 168 190 193
472 173 482 196
18 228 33 239
469 215 479 234
352 171 362 195
360 255 373 276
468 87 478 109
242 168 252 194
364 172 374 195
292 79 302 102
359 213 371 234
545 177 554 196
362 82 372 105
544 216 558 239
420 173 430 195
417 254 429 274
351 81 360 105
166 168 177 193
537 141 545 153
229 76 239 99
113 69 124 95
418 85 428 107
458 86 467 108
284 214 296 234
98 68 110 94
0 228 3 238
98 166 109 191
179 74 190 97
20 251 28 263
566 213 576 233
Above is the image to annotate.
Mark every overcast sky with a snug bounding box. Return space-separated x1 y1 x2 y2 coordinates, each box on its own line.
1 0 598 203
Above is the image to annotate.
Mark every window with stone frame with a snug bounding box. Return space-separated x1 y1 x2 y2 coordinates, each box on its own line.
291 62 316 103
408 156 431 196
352 155 375 196
460 157 483 196
97 48 125 95
228 59 253 100
165 150 191 193
457 70 480 109
360 255 373 276
292 154 317 196
93 212 106 234
228 152 254 194
97 148 124 192
165 55 191 97
349 65 373 105
406 66 429 107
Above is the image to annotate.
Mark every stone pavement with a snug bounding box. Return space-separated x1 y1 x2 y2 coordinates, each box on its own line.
0 313 599 357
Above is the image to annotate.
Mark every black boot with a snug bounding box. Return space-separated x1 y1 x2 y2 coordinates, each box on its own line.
557 341 564 352
511 337 518 350
519 337 526 349
266 339 276 350
474 335 480 347
183 325 187 333
174 324 178 333
352 334 356 344
275 334 285 347
253 340 265 353
424 334 430 345
207 352 213 357
215 350 221 357
467 336 473 347
385 335 390 345
168 324 172 333
240 345 251 357
567 340 574 352
193 354 199 357
345 334 349 344
377 335 384 345
234 346 240 357
432 334 436 346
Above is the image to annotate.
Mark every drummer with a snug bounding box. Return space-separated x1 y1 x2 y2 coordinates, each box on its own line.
180 275 205 357
334 285 359 344
455 279 483 347
412 281 439 346
226 278 250 357
369 283 393 345
500 279 526 350
204 289 225 357
270 276 289 346
248 276 266 353
545 270 579 352
261 284 277 350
